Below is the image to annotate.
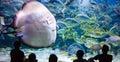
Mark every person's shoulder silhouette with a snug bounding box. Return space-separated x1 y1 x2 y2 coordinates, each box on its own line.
94 45 112 62
25 53 37 62
10 41 25 62
73 50 88 62
88 45 113 62
49 54 58 62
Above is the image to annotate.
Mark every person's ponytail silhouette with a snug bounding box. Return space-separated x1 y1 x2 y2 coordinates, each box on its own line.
88 44 113 62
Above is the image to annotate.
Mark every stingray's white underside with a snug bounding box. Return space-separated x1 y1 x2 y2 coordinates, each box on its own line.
14 1 56 47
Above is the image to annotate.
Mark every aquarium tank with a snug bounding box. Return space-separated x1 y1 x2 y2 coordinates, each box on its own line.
0 0 120 62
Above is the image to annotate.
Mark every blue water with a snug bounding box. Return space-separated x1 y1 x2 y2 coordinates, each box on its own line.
0 1 120 61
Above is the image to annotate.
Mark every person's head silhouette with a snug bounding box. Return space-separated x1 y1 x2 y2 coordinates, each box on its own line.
76 50 84 59
11 41 25 62
28 53 36 61
49 54 58 62
14 41 21 49
102 45 109 54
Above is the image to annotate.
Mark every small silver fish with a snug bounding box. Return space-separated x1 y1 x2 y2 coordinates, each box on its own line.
105 36 120 42
90 44 101 50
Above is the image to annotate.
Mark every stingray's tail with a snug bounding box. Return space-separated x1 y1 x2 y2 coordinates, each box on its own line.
0 16 14 34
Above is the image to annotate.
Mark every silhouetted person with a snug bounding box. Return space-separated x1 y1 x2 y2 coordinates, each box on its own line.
88 45 113 62
10 41 25 62
73 50 88 62
49 54 58 62
25 53 38 62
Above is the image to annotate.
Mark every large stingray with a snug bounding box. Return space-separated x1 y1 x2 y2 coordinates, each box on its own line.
13 1 57 47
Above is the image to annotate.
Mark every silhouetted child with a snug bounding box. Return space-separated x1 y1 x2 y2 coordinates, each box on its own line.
25 53 38 62
73 50 88 62
88 44 113 62
10 41 25 62
49 54 58 62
